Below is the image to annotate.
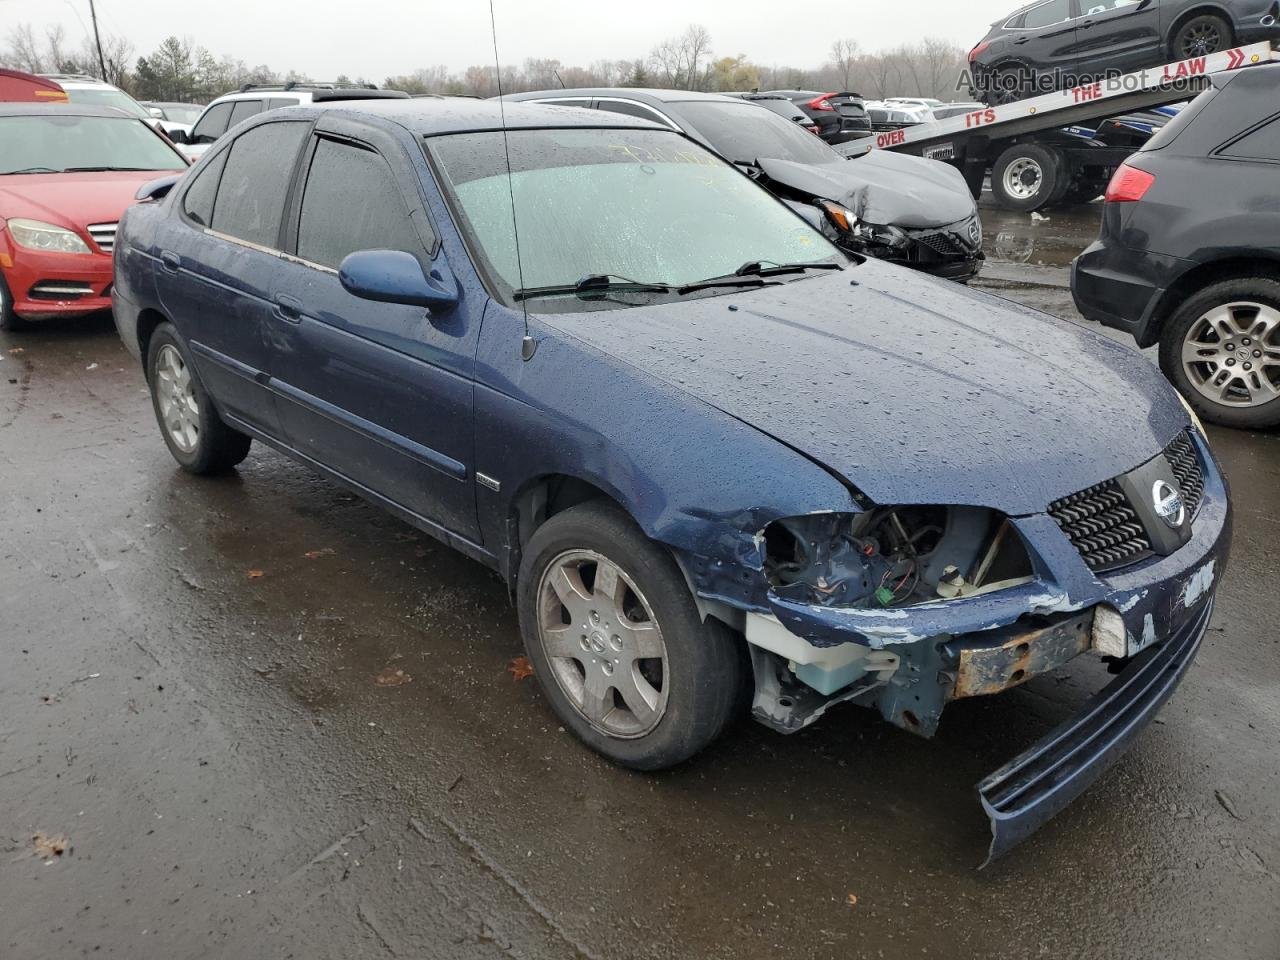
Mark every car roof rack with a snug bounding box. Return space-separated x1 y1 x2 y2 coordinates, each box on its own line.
236 80 380 93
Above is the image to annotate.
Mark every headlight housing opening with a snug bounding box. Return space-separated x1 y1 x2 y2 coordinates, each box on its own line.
6 218 92 255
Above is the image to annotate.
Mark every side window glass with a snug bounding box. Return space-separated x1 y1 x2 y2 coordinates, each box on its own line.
210 121 309 248
190 101 232 144
1023 0 1072 28
268 97 301 110
182 149 228 226
227 99 263 129
1221 117 1280 162
296 137 426 270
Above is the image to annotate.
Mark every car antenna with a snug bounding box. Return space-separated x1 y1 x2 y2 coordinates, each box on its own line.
488 0 537 362
554 69 565 89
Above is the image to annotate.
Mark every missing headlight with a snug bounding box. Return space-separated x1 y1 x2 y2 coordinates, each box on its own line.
763 507 1033 609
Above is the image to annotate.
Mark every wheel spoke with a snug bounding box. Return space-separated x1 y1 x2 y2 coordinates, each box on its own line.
616 666 660 726
591 558 628 614
549 564 592 620
1245 371 1280 404
1203 306 1236 341
579 670 613 726
623 621 664 659
540 624 581 660
1181 337 1218 366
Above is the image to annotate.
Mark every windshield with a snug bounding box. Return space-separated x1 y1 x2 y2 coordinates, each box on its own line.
0 115 185 174
64 87 150 120
430 128 840 306
675 100 838 165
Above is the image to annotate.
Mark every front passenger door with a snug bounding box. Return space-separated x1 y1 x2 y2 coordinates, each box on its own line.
266 124 482 542
1072 0 1162 79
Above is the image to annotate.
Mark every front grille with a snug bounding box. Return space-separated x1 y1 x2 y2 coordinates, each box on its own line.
28 280 94 301
1164 431 1204 517
87 222 117 254
1049 479 1152 572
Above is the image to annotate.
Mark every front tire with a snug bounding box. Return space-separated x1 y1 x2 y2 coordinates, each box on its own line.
517 501 745 771
1158 277 1280 429
0 273 25 331
146 323 251 473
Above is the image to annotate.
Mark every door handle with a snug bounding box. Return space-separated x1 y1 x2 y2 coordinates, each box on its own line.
1080 19 1096 29
1013 36 1030 44
273 293 304 323
160 250 181 272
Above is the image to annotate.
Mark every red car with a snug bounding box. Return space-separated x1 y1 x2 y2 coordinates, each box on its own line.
0 102 187 329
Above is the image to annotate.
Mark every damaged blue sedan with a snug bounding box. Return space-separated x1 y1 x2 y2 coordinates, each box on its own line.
111 99 1231 862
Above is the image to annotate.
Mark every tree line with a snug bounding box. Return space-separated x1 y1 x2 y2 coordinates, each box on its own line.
2 23 969 105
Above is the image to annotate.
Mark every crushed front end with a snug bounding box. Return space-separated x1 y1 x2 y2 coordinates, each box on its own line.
695 428 1230 863
813 199 984 281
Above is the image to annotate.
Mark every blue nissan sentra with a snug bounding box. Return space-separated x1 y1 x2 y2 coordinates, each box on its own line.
111 98 1231 861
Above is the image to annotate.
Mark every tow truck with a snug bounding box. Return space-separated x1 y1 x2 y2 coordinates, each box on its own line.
840 42 1278 211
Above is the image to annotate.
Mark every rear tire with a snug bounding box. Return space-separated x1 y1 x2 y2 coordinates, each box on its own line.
1172 14 1233 59
1158 277 1280 429
146 323 252 473
517 500 745 771
990 143 1066 212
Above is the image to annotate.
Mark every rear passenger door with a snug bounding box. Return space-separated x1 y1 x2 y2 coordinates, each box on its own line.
155 118 311 438
266 117 482 541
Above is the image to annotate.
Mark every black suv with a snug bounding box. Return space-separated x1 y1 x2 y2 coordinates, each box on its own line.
1072 62 1280 428
759 90 872 143
970 0 1280 103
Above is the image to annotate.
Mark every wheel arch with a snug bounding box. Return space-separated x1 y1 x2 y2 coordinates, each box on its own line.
136 307 171 382
1143 255 1280 347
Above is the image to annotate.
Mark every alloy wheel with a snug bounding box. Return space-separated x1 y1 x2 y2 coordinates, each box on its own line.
1181 301 1280 408
155 343 200 452
1181 23 1223 56
536 549 669 738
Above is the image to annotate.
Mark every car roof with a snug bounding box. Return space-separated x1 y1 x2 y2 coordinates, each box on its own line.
507 87 739 106
288 96 667 136
0 102 141 119
39 73 114 89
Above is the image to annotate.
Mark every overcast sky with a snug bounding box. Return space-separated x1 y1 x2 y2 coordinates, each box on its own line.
12 0 1014 78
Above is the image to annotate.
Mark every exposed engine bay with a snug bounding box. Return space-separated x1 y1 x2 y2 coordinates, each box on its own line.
762 506 1034 610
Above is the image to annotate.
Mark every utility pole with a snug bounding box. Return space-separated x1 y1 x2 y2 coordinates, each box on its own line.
87 0 107 80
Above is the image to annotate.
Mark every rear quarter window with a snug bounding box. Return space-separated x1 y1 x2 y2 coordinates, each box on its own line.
182 150 228 226
1218 115 1280 163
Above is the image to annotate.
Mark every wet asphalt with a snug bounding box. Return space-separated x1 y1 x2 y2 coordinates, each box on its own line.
2 201 1278 960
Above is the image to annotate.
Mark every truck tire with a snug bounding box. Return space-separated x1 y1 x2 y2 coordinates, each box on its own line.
990 143 1066 212
1158 277 1280 429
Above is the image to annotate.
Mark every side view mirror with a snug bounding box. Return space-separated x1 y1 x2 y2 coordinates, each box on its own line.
166 127 188 144
135 173 183 202
338 250 458 310
148 107 164 119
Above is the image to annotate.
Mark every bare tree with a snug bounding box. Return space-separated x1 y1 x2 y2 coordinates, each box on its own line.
4 24 44 72
829 39 858 92
681 24 712 90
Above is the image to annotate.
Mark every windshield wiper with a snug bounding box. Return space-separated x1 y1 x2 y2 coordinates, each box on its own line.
676 260 842 295
514 274 673 302
62 166 159 173
734 259 844 277
1 166 58 174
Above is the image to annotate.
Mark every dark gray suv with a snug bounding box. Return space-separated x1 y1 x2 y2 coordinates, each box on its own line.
969 0 1280 103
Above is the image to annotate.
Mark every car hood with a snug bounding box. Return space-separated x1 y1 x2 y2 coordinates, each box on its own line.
0 171 177 229
539 262 1186 516
757 151 975 228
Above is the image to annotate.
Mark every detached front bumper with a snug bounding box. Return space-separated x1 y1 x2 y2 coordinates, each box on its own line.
978 597 1211 864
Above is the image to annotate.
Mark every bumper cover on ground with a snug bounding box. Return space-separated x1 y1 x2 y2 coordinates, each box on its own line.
977 595 1212 866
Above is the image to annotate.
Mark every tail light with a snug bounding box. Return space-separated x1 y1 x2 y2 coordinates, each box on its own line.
805 93 837 112
1104 162 1156 203
968 40 991 63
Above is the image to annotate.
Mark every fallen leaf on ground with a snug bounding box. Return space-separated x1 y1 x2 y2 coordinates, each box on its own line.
8 347 25 354
246 569 264 580
304 548 335 560
845 893 859 907
373 666 412 687
85 363 99 371
1216 789 1245 821
508 656 534 681
33 832 68 859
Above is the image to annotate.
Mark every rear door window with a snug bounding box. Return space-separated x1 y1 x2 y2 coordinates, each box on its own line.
295 137 426 269
594 99 675 127
227 99 264 129
268 97 301 110
1219 116 1280 162
1023 0 1073 28
182 150 228 227
190 101 233 144
210 121 310 248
